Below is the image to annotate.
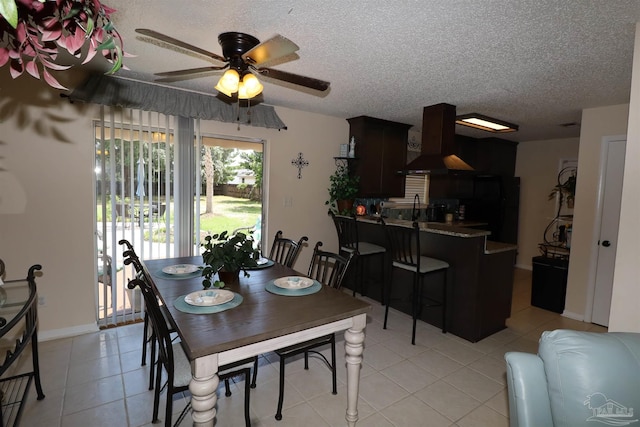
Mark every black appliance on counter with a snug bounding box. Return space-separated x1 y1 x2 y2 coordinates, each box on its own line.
462 175 520 244
425 204 446 222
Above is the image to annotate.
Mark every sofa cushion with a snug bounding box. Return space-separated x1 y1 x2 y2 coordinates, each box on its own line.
538 329 640 427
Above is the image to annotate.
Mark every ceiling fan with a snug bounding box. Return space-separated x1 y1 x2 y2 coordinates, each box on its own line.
135 29 330 100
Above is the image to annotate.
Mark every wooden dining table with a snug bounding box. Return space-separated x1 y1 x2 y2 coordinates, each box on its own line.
143 256 371 426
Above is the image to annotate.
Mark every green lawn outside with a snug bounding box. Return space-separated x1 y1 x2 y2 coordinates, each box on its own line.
97 195 262 242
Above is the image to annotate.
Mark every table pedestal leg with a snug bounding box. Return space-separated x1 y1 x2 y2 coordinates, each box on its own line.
190 354 219 426
344 313 367 427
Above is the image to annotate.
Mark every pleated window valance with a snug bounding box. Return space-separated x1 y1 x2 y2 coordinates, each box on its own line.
67 74 287 130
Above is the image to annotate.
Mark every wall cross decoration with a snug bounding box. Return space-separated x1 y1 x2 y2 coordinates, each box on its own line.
291 152 309 179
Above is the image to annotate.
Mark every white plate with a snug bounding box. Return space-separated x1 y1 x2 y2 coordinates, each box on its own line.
273 276 314 290
162 264 199 275
184 289 234 307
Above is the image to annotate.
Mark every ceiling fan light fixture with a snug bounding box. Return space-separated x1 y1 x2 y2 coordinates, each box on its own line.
236 74 263 99
455 113 519 133
215 69 240 96
241 73 263 98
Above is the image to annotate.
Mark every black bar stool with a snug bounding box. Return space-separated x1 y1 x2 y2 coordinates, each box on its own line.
381 219 449 344
329 211 386 301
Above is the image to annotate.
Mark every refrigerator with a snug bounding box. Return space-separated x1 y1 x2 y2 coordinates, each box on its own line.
465 175 520 244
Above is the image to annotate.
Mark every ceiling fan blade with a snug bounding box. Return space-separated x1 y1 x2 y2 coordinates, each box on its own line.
154 66 228 77
153 66 226 83
242 34 299 66
135 28 227 63
255 67 330 92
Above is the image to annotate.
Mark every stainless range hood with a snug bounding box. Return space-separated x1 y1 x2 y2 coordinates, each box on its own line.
402 103 474 175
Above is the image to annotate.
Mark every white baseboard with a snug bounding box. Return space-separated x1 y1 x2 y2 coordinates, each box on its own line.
562 311 585 322
38 323 99 342
515 263 532 270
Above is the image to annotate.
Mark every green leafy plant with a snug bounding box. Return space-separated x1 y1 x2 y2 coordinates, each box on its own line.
325 164 359 214
0 0 127 89
549 171 577 208
201 230 259 289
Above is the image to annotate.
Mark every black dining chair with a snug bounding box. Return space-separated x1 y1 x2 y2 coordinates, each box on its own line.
120 240 259 394
273 241 355 421
381 219 449 345
120 241 174 390
268 230 308 268
119 241 155 370
128 277 256 427
329 211 386 300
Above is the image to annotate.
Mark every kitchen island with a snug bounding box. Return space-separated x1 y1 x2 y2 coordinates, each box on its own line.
355 216 517 342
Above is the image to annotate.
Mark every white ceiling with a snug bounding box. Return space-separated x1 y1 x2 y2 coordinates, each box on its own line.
101 0 640 142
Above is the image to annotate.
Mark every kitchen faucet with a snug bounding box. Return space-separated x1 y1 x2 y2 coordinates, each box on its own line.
412 194 420 222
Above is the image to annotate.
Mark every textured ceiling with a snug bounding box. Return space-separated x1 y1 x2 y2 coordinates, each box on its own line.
101 0 640 142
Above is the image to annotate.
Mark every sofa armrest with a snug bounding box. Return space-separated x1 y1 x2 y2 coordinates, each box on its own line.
505 352 553 427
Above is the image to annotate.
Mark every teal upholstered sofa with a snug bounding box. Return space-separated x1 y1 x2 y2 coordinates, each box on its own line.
505 329 640 427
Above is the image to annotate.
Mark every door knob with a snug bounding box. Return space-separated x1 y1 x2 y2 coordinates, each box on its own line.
602 240 611 247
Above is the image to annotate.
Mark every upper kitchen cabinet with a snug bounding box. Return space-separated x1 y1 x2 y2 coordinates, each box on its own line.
347 116 412 198
469 137 518 176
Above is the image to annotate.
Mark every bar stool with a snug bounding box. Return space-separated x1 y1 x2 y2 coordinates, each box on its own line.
381 219 449 345
329 211 386 301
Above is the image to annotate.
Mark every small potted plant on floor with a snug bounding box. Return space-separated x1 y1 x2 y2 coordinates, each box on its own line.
326 164 360 215
201 230 260 288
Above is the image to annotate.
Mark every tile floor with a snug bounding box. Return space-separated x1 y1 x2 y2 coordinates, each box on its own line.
17 268 607 426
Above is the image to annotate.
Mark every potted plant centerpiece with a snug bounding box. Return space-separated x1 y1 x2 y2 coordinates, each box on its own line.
326 164 360 215
201 230 260 288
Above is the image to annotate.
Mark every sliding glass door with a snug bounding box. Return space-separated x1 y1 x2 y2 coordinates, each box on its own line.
94 107 264 327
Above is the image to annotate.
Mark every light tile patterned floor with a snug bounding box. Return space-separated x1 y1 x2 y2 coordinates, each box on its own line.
18 268 607 426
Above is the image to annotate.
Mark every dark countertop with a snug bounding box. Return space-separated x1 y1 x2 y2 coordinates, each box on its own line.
357 215 517 253
356 215 491 238
484 240 518 254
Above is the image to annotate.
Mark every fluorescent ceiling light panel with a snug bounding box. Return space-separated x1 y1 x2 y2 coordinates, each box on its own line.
456 113 518 133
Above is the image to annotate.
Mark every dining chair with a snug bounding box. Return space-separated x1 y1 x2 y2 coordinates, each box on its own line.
120 242 168 390
381 219 449 345
128 277 256 427
120 240 259 393
268 230 308 268
274 241 355 421
329 211 386 300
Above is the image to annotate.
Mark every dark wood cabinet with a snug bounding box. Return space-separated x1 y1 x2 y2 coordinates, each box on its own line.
473 137 518 176
347 116 412 198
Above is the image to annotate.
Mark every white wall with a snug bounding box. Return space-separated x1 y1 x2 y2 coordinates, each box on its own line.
609 22 640 332
0 73 98 337
514 138 580 269
563 104 629 321
0 72 348 337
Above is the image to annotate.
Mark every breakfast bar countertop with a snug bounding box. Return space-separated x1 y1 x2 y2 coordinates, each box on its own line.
484 240 518 254
356 215 491 238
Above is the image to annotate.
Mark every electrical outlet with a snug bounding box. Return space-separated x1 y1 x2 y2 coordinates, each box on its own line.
283 196 293 207
38 296 45 306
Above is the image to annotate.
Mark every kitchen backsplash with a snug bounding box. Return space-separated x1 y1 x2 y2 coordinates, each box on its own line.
354 197 461 221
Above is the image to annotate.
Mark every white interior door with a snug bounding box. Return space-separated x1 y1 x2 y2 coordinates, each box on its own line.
592 137 626 326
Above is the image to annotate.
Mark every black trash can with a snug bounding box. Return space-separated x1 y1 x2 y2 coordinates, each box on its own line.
531 256 569 313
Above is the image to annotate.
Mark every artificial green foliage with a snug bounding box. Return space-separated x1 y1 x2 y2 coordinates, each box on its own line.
325 164 359 214
548 173 577 207
201 231 259 288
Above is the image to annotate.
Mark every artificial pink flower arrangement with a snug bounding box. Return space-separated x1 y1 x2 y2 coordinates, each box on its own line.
0 0 127 89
